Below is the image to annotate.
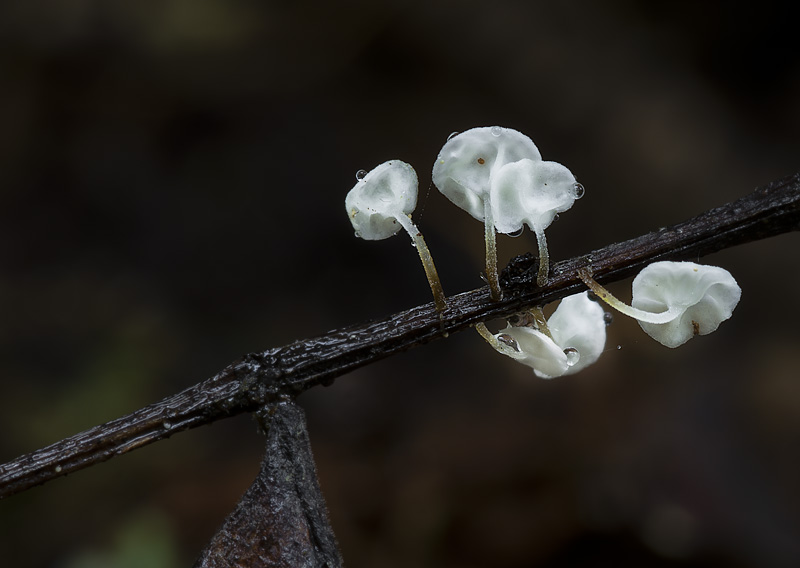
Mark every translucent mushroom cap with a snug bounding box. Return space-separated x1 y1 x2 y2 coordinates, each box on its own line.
432 126 541 221
345 160 418 240
631 261 741 348
498 326 568 379
491 159 579 234
546 292 607 376
495 292 607 378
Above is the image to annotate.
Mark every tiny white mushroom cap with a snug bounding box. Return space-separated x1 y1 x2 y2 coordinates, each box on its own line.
546 292 607 376
345 160 418 240
491 159 579 234
631 261 741 348
495 292 606 378
432 126 541 221
496 326 569 379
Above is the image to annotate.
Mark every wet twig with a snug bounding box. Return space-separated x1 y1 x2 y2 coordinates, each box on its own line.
1 173 798 499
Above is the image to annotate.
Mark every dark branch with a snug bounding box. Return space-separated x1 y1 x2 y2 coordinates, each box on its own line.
1 173 798 499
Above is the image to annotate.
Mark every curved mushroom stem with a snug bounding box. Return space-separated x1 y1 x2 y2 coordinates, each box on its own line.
577 268 682 324
483 199 502 301
475 322 517 356
395 214 448 312
532 225 549 287
475 322 500 348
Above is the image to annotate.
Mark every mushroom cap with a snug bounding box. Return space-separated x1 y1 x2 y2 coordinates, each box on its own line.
631 261 741 348
496 292 606 378
546 291 607 376
491 159 579 234
432 126 541 221
345 160 418 241
497 326 569 379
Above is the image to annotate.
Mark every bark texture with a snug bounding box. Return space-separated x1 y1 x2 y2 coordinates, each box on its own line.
194 401 342 568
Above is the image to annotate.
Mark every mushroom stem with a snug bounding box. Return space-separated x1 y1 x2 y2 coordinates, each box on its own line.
533 225 549 287
577 268 682 324
475 322 500 348
483 199 502 301
395 214 448 312
475 322 517 356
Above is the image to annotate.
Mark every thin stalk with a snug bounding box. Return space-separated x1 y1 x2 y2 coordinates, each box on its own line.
475 322 500 348
475 322 521 356
483 199 502 301
577 268 682 324
395 214 447 312
533 225 549 287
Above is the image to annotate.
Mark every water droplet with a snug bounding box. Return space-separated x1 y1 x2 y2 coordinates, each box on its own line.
552 213 560 222
410 240 417 248
355 169 368 181
55 465 62 473
478 272 489 284
564 347 580 366
442 331 450 338
603 312 614 326
616 345 622 350
491 126 503 137
163 421 173 430
354 230 362 238
447 131 459 141
573 182 585 199
508 227 524 238
587 292 600 302
498 334 519 351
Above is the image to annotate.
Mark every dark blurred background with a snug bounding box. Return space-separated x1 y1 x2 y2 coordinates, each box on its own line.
1 1 799 566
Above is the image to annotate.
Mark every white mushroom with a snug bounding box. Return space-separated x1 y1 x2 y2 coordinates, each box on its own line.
433 126 581 298
491 159 581 286
632 261 741 348
346 160 417 241
433 127 542 219
476 292 607 378
346 160 447 311
578 261 741 348
432 127 541 299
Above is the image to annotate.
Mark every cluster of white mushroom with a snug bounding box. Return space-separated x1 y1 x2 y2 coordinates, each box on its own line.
433 126 582 297
344 126 742 379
